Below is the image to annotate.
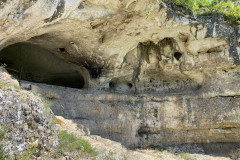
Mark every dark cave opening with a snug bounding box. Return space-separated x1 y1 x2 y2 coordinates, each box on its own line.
0 42 88 89
174 52 182 61
109 81 114 89
87 65 103 78
109 79 133 92
59 48 66 52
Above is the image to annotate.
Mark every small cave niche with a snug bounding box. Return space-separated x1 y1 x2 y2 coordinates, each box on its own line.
206 46 224 53
0 42 88 89
109 79 133 92
174 52 182 61
59 48 66 52
158 37 179 59
78 2 84 9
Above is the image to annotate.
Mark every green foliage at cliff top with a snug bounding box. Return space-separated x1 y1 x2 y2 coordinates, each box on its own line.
170 0 240 24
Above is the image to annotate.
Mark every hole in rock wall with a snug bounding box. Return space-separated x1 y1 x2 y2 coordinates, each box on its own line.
0 42 88 89
109 79 133 92
206 46 224 53
159 37 179 59
59 48 66 52
174 52 182 61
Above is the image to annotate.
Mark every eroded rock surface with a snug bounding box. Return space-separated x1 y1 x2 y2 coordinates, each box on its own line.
0 0 240 153
0 68 58 156
23 81 240 150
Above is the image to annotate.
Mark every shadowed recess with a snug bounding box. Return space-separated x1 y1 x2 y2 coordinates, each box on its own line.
0 42 87 89
174 52 182 61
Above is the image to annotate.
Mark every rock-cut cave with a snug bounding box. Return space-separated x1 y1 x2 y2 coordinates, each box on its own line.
0 42 88 89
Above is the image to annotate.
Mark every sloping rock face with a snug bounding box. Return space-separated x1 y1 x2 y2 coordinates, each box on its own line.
0 0 240 148
0 68 58 156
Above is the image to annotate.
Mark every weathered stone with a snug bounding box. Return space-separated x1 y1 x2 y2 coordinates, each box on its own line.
0 0 240 157
55 116 66 128
24 81 240 149
0 70 58 156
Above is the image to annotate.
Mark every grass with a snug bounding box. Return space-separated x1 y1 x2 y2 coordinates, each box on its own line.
178 151 193 160
154 146 167 152
31 89 53 115
31 90 53 115
129 108 138 113
0 80 6 88
0 79 22 90
55 130 97 158
0 126 7 141
0 80 11 89
16 146 37 160
41 97 52 115
126 100 133 105
0 144 8 160
0 124 9 160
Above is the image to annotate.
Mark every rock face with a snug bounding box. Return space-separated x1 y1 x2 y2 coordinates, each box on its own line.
23 81 240 149
0 68 58 155
0 0 240 149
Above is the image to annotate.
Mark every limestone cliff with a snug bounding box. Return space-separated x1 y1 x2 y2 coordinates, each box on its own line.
0 0 240 155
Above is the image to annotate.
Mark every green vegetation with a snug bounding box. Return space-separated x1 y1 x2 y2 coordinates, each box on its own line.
32 90 53 115
178 151 193 160
0 126 7 141
0 80 6 88
0 79 22 90
0 144 8 160
0 125 8 160
169 0 240 24
107 151 128 160
154 146 167 152
129 107 138 113
41 97 52 115
55 130 97 158
16 146 37 160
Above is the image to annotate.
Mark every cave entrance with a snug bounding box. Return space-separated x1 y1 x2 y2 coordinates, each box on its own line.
0 42 88 89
